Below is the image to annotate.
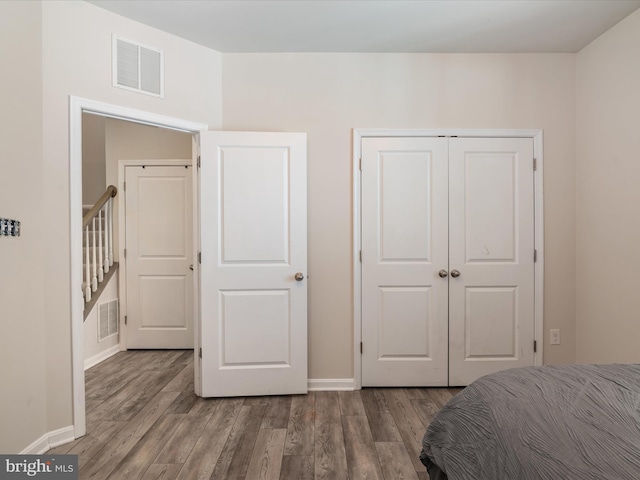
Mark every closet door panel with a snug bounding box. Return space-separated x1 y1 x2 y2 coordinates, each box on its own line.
448 137 535 386
361 137 449 386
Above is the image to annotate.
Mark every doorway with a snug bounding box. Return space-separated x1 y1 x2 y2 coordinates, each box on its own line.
70 96 207 437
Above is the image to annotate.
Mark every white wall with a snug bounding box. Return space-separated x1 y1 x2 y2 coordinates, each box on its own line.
0 0 47 454
39 0 221 443
576 10 640 363
222 53 577 379
84 273 119 369
82 113 107 205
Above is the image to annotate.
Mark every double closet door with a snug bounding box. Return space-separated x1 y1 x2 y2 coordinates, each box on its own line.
361 137 535 387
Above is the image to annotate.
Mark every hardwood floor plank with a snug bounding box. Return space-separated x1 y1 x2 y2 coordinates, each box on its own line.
279 455 314 480
116 391 180 439
338 391 366 416
375 442 420 480
315 392 348 480
342 415 384 480
425 389 454 409
261 396 293 429
62 420 127 465
155 412 213 464
141 464 182 480
383 389 429 472
211 404 266 479
360 389 403 442
175 398 244 480
245 428 287 480
402 388 430 400
107 414 185 479
162 363 194 393
111 365 185 421
410 399 440 428
78 434 139 480
284 394 315 456
167 389 198 415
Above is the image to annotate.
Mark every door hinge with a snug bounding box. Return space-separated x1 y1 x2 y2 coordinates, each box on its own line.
199 347 202 358
359 157 362 170
360 342 363 354
534 249 537 262
123 181 126 192
533 158 537 171
533 340 537 353
124 248 127 259
198 252 201 264
197 156 201 168
359 250 362 262
124 315 127 325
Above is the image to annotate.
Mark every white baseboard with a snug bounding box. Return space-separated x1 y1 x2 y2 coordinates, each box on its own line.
84 344 120 371
308 378 355 391
20 426 75 454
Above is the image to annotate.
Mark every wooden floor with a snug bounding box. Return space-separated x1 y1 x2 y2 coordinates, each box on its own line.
51 350 461 480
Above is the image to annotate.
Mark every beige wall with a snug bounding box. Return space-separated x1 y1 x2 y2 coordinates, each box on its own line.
575 10 640 363
0 0 47 454
82 113 107 205
222 53 577 379
39 0 221 441
104 117 192 259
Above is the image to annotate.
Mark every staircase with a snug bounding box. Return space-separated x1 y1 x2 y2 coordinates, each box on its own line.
83 185 117 317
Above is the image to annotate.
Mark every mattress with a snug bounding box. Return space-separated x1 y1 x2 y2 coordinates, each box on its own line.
420 364 640 480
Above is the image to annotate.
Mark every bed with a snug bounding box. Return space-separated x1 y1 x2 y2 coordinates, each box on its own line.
420 364 640 480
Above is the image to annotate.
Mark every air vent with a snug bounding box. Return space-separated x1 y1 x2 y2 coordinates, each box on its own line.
98 299 119 341
112 35 164 98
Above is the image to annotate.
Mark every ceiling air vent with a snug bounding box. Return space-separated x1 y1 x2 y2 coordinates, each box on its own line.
112 35 164 98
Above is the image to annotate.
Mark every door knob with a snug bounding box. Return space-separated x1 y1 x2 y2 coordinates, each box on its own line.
438 269 448 278
450 269 461 278
295 272 305 281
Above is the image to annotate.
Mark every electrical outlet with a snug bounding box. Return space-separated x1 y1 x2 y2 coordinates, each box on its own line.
550 329 561 345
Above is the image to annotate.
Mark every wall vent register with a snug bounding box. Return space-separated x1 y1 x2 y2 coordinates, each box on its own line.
112 35 164 98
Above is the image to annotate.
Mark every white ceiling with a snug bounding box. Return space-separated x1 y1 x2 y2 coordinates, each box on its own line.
87 0 640 53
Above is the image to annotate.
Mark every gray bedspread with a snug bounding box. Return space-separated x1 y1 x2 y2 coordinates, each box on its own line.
420 364 640 480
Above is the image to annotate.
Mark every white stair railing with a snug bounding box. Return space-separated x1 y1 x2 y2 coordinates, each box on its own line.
83 185 117 304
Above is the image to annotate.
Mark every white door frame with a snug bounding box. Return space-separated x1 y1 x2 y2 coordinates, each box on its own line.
117 159 193 351
70 96 207 438
352 128 544 390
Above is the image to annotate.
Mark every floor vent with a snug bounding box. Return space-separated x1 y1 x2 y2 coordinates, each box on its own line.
112 35 164 98
98 299 119 341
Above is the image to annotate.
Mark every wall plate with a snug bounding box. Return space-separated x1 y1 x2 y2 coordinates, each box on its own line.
0 218 21 237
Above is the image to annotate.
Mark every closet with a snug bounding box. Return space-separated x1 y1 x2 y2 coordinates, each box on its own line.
361 136 535 386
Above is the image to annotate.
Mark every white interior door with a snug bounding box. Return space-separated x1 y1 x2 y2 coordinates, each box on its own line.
448 138 535 385
361 137 449 386
199 131 307 397
125 164 194 349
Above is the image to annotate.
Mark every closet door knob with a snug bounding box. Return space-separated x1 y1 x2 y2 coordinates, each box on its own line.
438 269 448 278
450 269 461 278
